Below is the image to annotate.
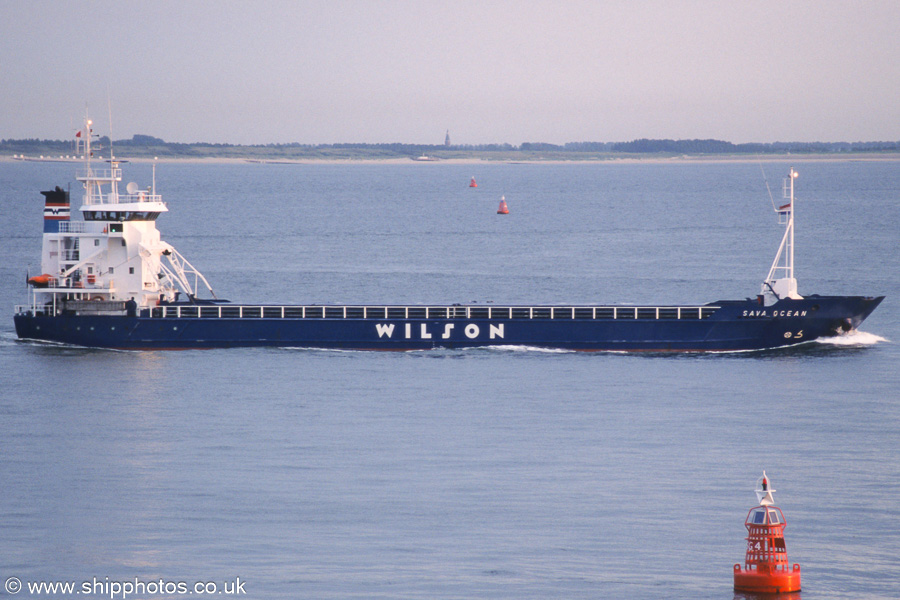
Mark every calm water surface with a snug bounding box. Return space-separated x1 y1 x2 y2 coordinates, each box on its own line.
1 160 898 599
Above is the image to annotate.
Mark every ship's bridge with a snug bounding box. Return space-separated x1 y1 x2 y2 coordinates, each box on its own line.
81 201 167 221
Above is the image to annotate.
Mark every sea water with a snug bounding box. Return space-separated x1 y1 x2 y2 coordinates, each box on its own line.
0 159 897 599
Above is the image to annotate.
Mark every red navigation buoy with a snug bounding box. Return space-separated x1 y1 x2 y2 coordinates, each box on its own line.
497 196 509 214
469 176 478 188
733 472 801 594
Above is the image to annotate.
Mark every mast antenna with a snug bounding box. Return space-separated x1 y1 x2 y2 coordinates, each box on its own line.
107 86 114 159
761 168 801 303
757 156 776 211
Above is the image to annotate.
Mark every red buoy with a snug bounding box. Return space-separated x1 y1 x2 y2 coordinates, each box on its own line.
733 472 801 593
469 176 478 188
497 196 509 214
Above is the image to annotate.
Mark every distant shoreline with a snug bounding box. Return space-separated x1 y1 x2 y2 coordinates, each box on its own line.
4 152 900 165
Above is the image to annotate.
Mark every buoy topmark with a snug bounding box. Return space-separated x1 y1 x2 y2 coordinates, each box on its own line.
497 196 509 214
733 471 801 594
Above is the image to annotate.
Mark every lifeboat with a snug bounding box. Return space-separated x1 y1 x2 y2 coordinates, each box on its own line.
733 472 801 593
27 274 54 287
497 196 509 214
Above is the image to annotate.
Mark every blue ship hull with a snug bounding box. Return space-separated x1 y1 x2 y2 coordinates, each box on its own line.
13 295 883 352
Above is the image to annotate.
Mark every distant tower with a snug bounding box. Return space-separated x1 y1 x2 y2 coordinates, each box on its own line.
444 130 451 146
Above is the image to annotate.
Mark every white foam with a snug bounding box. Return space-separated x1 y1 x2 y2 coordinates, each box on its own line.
815 330 888 347
480 344 577 354
0 331 20 345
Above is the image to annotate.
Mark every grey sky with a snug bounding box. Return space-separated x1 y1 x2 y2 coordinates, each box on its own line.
2 0 898 145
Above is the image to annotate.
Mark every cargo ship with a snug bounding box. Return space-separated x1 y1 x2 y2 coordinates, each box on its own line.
13 118 883 351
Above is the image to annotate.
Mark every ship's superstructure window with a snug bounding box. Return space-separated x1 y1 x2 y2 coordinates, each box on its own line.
83 211 160 221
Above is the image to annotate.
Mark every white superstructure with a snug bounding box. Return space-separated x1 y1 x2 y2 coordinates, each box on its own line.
26 114 214 315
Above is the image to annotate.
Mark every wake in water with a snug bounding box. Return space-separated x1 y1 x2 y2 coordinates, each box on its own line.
0 331 19 346
815 330 888 347
477 344 576 354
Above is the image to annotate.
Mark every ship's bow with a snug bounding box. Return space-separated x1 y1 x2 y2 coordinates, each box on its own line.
842 295 884 332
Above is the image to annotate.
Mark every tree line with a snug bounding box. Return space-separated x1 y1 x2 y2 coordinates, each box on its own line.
4 134 899 159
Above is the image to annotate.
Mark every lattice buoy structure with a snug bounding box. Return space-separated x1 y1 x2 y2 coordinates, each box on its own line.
497 196 509 214
469 176 478 188
733 471 801 593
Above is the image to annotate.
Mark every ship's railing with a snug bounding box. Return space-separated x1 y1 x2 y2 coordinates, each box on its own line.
77 168 121 181
27 276 115 292
150 304 720 320
118 192 163 204
15 300 126 316
84 192 163 205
